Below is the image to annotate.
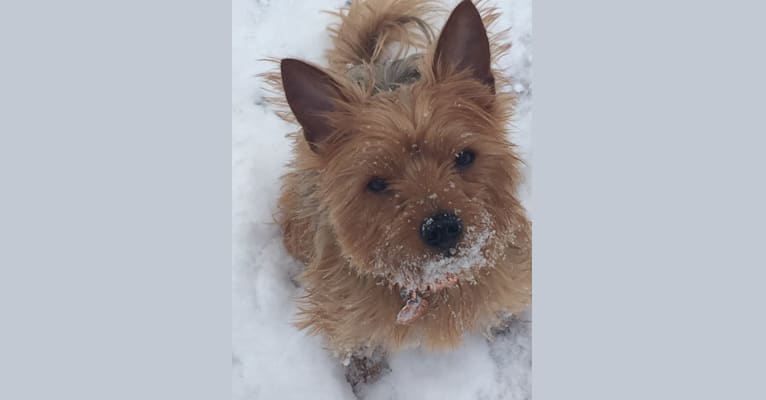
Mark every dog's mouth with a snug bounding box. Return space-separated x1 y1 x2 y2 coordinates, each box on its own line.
390 218 521 325
366 213 510 324
374 243 487 294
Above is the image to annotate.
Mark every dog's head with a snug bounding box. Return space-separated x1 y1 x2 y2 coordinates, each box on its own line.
279 1 528 289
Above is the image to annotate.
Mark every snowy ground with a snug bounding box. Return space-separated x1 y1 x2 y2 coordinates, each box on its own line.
232 0 532 398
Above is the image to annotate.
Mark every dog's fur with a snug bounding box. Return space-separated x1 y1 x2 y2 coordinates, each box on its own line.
265 0 531 362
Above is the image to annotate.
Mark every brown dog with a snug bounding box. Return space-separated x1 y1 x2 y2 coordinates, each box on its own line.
266 0 530 381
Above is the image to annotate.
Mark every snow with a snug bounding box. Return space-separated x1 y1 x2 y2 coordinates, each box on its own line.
232 0 532 399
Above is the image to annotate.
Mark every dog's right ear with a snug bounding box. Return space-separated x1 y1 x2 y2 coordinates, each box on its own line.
281 59 345 153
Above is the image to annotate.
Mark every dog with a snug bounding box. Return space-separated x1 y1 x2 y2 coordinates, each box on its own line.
266 0 531 389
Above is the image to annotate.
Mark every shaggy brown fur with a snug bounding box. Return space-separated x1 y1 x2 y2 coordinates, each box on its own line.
264 0 531 363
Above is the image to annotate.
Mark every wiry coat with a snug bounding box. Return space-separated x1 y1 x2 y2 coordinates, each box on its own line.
264 0 531 356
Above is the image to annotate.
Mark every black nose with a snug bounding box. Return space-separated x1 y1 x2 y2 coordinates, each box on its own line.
420 213 463 251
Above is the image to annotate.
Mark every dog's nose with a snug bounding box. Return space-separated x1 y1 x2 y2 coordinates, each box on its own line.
420 213 463 251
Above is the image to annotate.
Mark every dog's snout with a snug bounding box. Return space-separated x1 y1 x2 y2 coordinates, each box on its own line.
420 212 463 251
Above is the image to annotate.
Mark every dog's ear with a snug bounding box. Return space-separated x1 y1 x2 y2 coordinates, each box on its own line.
433 0 494 91
281 59 345 152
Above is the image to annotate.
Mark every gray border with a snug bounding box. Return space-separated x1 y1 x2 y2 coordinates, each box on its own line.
0 0 230 398
534 0 766 398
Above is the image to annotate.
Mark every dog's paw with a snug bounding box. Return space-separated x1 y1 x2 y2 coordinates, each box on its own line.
489 313 530 338
344 351 390 397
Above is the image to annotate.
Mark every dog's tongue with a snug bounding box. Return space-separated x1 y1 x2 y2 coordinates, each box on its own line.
396 293 429 325
395 274 460 325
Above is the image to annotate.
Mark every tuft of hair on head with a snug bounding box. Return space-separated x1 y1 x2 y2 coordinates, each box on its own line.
325 0 439 70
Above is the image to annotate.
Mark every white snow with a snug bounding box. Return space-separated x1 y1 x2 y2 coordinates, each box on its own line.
232 0 532 399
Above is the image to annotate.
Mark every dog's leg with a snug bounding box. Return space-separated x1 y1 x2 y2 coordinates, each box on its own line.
343 347 390 397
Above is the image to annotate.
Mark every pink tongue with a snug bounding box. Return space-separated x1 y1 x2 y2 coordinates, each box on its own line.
395 274 460 324
396 294 429 325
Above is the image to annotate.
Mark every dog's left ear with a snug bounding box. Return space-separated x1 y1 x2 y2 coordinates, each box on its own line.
433 0 494 91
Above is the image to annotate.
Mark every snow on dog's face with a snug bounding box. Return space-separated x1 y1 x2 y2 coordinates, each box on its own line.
279 1 528 290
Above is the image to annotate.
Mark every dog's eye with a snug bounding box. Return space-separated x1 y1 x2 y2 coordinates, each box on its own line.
367 177 388 193
455 149 476 168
